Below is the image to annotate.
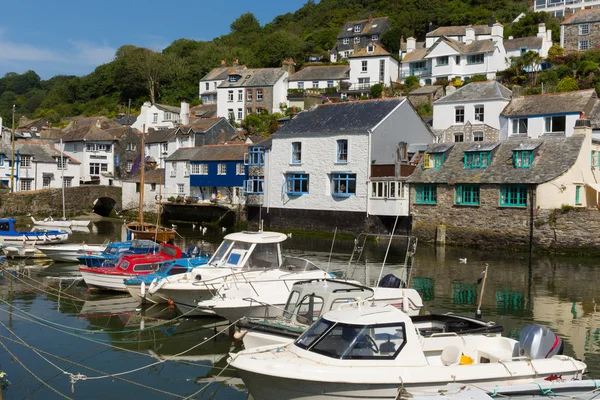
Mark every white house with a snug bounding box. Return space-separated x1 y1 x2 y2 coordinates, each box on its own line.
288 65 350 91
132 101 189 132
264 98 434 230
330 16 391 62
400 23 508 85
347 42 400 92
504 24 553 60
164 147 199 198
500 89 598 140
433 81 512 143
534 0 592 18
199 60 247 105
122 168 164 212
0 141 81 192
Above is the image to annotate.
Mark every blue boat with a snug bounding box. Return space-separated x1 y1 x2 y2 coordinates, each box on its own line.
77 239 159 268
0 218 69 245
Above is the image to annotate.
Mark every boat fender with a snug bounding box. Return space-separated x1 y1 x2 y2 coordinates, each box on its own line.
141 281 146 297
233 329 247 341
148 279 166 295
402 291 410 313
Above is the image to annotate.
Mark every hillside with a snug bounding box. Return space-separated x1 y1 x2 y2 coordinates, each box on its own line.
0 0 531 125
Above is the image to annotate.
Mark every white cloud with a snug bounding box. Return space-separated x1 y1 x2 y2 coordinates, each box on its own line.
68 40 116 65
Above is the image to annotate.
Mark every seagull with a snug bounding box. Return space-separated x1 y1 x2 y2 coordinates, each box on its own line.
192 223 197 230
172 224 178 229
202 227 207 235
221 227 226 233
459 258 467 264
287 233 292 239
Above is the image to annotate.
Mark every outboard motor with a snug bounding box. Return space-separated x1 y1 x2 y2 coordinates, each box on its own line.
378 274 404 289
517 325 564 359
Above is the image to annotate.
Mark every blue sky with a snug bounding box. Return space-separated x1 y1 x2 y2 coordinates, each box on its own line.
0 0 308 80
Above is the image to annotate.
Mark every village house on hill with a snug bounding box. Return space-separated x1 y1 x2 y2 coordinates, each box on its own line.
330 15 391 62
560 8 600 53
199 60 247 105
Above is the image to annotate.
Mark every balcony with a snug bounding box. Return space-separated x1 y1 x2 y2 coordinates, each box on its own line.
342 82 373 92
401 66 432 78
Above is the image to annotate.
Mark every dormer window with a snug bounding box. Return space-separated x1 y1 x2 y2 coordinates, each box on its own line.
343 38 350 45
367 45 375 53
228 74 240 83
513 150 533 168
372 34 379 41
423 153 445 169
354 24 362 33
464 151 491 169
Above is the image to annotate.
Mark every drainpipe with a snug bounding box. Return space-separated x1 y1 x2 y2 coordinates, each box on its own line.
367 129 373 218
34 162 37 190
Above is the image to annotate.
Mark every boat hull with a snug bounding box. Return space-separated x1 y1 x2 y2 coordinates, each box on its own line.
0 232 68 246
37 245 105 263
126 223 176 242
126 284 170 305
80 270 134 292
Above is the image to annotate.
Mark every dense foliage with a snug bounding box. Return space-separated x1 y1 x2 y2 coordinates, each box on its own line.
0 0 533 125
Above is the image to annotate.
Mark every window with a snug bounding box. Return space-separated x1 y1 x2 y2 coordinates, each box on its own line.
291 142 302 164
127 161 133 172
312 81 319 89
247 89 253 101
247 147 265 166
164 112 172 121
238 90 243 102
455 107 465 123
423 153 445 169
343 51 350 58
228 90 234 102
228 74 240 83
20 179 32 191
475 105 484 122
327 80 334 88
298 82 304 89
43 176 51 188
256 89 263 102
332 173 356 197
184 162 190 176
336 139 348 162
170 162 176 177
436 56 449 66
379 59 385 82
415 184 437 204
126 143 136 151
473 131 484 142
500 186 528 207
286 173 309 195
512 118 528 134
246 176 264 194
237 109 243 120
467 54 484 64
151 183 156 191
63 177 72 188
513 150 533 168
579 40 590 51
101 164 108 172
343 38 350 45
454 133 464 142
593 150 600 168
371 181 403 198
455 56 461 65
90 163 101 175
464 151 491 168
57 156 67 169
256 107 263 114
372 34 379 41
544 116 566 133
520 47 528 56
247 107 253 115
205 82 209 91
191 164 199 174
354 24 361 33
367 45 375 53
354 36 360 44
218 164 227 175
192 164 208 175
86 143 110 152
20 156 31 168
576 185 582 205
236 163 245 175
361 61 368 72
178 184 185 194
579 23 590 35
228 109 234 120
153 113 158 123
455 185 480 206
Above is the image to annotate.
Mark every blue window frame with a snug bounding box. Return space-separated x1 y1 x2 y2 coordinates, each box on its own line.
415 184 437 204
246 176 264 194
248 147 265 166
336 140 348 162
291 142 302 164
331 173 356 197
286 173 309 195
513 150 533 168
455 185 480 205
464 152 491 169
499 186 528 207
576 185 582 205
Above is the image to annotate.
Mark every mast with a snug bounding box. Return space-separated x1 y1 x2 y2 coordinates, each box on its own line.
10 105 15 193
139 124 145 224
60 139 65 220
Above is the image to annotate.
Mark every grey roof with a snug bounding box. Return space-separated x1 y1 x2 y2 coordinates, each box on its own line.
466 143 500 152
403 36 497 62
562 8 600 25
165 147 202 162
190 104 217 118
435 81 512 104
504 36 543 51
427 25 492 37
60 125 118 142
145 128 179 144
502 89 597 117
400 41 426 51
218 68 286 88
514 142 541 151
275 98 405 135
6 141 81 164
190 144 248 162
428 143 454 153
588 100 600 130
288 65 349 82
407 136 585 185
337 17 391 39
409 85 444 95
127 168 165 184
200 65 247 81
155 104 181 114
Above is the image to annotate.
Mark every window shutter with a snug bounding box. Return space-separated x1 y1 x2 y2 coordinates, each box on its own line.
424 153 430 169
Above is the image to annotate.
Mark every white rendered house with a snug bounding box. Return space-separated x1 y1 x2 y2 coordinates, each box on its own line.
504 24 553 60
132 101 189 132
347 42 400 92
199 60 247 105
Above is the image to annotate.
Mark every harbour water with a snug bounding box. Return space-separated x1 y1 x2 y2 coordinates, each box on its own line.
1 220 600 399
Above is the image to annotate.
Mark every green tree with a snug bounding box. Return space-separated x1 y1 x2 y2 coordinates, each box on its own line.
230 13 262 35
505 12 560 42
577 60 599 77
370 83 384 98
557 77 580 92
555 64 574 79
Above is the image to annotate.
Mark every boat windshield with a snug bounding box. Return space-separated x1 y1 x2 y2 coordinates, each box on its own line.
295 319 406 360
209 240 234 265
282 294 324 325
118 260 130 271
245 243 279 270
279 257 320 272
160 245 178 257
105 247 118 255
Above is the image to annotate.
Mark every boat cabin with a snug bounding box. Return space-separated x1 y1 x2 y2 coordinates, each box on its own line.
207 231 287 270
0 218 64 236
106 243 184 273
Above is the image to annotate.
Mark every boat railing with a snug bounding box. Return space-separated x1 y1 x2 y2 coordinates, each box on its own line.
195 272 304 299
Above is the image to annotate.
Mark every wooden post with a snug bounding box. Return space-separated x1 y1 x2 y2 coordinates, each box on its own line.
476 263 489 319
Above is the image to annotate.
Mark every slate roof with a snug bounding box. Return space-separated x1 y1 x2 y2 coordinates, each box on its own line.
349 42 391 57
337 17 391 39
400 41 426 51
60 125 119 142
190 104 217 118
63 116 122 132
501 89 597 117
587 100 600 130
127 168 165 184
427 25 493 37
115 115 138 126
288 65 350 82
6 141 81 164
165 147 202 162
200 66 247 81
218 68 286 88
407 136 585 185
504 36 543 51
562 8 600 25
145 128 179 144
187 118 223 133
409 85 444 95
275 98 405 135
155 104 181 114
403 36 497 62
402 48 429 63
435 81 512 104
190 144 249 162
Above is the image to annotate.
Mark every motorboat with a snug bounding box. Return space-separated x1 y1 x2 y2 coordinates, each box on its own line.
125 250 212 305
36 241 107 263
150 231 327 316
30 216 91 228
2 244 47 259
79 243 185 291
77 240 159 268
230 301 583 400
0 218 68 245
236 279 497 349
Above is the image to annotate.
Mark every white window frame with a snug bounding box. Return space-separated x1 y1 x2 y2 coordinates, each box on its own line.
57 156 67 170
170 162 177 177
237 109 243 120
200 164 208 175
256 89 263 102
455 107 465 124
372 34 379 41
164 112 172 121
354 24 361 33
43 176 51 188
298 82 304 89
63 177 72 188
20 179 32 191
178 184 185 194
218 164 227 175
327 80 334 88
152 113 158 123
474 105 484 122
238 90 243 102
236 163 245 175
473 131 484 142
343 38 350 45
184 162 190 177
312 81 319 89
127 161 133 172
228 90 234 102
20 156 31 168
361 60 368 72
579 39 590 51
512 118 528 134
579 23 590 35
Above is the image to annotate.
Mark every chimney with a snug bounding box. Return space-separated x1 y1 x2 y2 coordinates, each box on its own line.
369 14 373 24
221 59 227 66
489 13 495 27
181 101 190 126
512 85 522 98
465 26 475 44
291 106 297 118
282 57 296 76
573 114 592 142
96 119 101 129
428 21 433 33
492 22 504 44
445 82 456 96
407 37 416 53
232 58 239 67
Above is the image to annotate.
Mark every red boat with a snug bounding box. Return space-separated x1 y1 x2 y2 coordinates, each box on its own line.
79 243 183 291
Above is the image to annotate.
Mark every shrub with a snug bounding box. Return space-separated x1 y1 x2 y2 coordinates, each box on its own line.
167 196 176 203
405 76 419 87
539 70 558 85
577 60 599 77
523 87 542 95
466 74 487 83
557 77 580 92
433 78 449 87
548 45 564 62
370 83 384 98
417 103 432 116
175 196 184 203
555 64 574 79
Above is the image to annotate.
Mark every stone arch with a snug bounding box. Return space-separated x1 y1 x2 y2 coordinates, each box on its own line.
92 197 118 217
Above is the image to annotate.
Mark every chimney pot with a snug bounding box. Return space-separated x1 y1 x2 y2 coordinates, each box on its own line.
221 59 227 66
369 14 373 23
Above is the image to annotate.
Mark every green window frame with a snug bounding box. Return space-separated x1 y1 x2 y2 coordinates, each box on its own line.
430 153 445 169
576 185 582 205
593 150 597 168
455 185 480 205
416 184 437 204
464 152 491 169
499 186 528 207
513 150 533 168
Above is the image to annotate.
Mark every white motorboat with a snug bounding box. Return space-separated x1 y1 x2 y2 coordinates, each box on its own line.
231 301 583 400
237 279 497 350
36 242 107 263
31 216 90 228
2 244 47 259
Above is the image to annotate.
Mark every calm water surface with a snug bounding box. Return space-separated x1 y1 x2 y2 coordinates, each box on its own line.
0 221 599 399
